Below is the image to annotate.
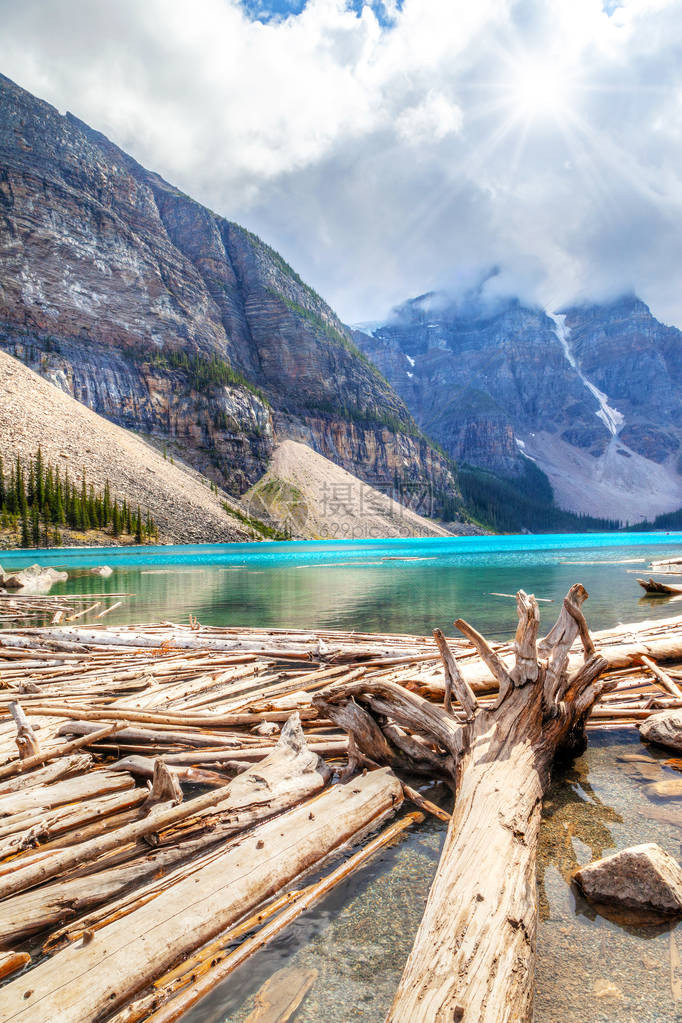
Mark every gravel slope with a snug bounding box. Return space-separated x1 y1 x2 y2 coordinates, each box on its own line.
0 351 253 543
524 430 682 523
245 440 451 539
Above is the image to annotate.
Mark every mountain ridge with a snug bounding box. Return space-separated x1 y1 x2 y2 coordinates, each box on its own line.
355 287 682 522
0 73 461 522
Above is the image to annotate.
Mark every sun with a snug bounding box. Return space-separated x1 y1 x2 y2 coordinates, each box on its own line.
508 60 572 121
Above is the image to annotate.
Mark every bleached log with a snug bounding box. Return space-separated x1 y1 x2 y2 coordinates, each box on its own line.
314 677 465 780
432 629 478 718
0 767 402 1022
142 760 182 809
0 714 329 907
384 588 613 1023
0 788 149 860
0 723 127 779
244 967 317 1023
0 769 135 819
0 753 92 796
105 805 420 1023
316 588 613 1022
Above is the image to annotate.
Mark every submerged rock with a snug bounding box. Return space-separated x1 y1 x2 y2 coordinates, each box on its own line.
574 843 682 919
645 777 682 798
2 564 68 592
592 979 623 1002
89 565 113 577
639 709 682 753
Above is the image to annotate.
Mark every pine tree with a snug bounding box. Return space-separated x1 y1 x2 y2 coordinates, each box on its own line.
112 502 121 537
77 472 89 530
135 505 143 544
103 480 111 525
16 457 28 518
20 508 30 548
31 503 40 546
35 445 44 507
7 467 17 515
44 465 54 515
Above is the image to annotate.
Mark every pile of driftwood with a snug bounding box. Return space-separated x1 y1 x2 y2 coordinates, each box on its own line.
0 592 125 625
0 590 680 1021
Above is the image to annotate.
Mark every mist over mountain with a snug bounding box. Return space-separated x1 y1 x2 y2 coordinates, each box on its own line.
355 283 682 523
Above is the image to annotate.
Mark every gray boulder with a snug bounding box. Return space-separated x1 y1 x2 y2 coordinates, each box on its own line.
574 843 682 918
639 709 682 753
89 565 113 578
2 564 68 592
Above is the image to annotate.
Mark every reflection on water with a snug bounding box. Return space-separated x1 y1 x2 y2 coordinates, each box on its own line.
2 534 682 639
182 734 681 1023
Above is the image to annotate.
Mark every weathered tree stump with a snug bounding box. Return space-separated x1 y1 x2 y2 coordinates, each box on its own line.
314 585 614 1023
8 702 41 759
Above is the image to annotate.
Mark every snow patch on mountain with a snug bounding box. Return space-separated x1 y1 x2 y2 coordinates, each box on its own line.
551 313 624 436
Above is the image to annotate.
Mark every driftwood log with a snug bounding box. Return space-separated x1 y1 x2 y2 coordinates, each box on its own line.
315 585 614 1022
0 765 402 1023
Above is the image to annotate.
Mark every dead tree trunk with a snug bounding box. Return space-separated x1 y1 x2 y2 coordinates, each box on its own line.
9 702 41 759
314 585 613 1023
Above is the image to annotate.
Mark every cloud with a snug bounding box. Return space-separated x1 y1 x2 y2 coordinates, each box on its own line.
1 0 682 324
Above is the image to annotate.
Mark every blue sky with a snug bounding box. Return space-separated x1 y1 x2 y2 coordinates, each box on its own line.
241 0 402 25
1 0 681 324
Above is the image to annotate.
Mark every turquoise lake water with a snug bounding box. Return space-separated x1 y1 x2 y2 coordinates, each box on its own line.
3 531 682 638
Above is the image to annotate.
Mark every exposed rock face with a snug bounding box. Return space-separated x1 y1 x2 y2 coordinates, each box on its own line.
355 293 598 475
0 74 457 514
639 709 682 753
356 286 682 521
574 843 682 919
0 349 260 544
564 297 682 464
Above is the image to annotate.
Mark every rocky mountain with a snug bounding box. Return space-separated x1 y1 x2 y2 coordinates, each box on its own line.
0 350 450 545
0 74 458 519
356 285 682 523
0 349 259 544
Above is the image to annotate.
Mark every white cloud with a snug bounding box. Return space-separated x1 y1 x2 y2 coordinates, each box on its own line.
1 0 682 323
396 91 463 143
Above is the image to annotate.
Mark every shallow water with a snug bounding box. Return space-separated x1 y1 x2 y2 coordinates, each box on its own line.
3 532 682 639
182 732 681 1023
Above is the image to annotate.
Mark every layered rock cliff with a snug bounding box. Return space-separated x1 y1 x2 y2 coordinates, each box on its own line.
356 287 682 522
0 74 458 515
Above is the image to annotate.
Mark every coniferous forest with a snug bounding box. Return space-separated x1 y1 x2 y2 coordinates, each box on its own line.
0 448 157 548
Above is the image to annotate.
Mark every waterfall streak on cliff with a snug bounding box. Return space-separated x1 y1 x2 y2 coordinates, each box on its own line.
551 314 624 436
